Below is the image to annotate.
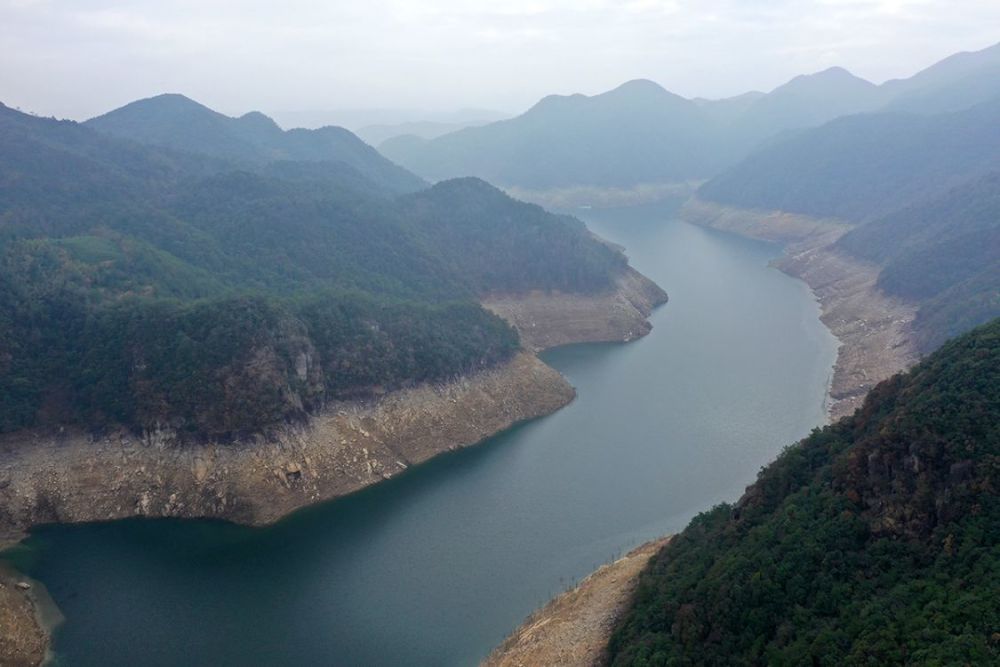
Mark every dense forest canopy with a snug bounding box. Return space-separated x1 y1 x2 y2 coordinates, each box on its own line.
609 317 1000 666
0 101 626 439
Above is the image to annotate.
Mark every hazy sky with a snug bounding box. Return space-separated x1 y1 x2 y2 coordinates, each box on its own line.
2 0 999 122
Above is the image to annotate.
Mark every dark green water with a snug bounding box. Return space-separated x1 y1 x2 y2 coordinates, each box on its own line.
4 210 837 666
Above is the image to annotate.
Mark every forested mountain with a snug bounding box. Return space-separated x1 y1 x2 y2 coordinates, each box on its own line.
382 79 723 188
609 318 1000 666
383 42 1000 190
720 67 883 153
355 118 503 146
0 102 628 439
882 41 1000 114
86 94 426 194
837 173 1000 352
696 96 1000 350
698 97 1000 221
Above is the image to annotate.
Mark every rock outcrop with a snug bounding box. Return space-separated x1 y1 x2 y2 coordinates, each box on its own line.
483 268 668 351
0 255 667 666
0 352 573 547
681 197 919 419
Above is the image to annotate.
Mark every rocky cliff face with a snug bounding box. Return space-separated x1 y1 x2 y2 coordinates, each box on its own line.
483 268 668 351
0 262 669 546
0 352 572 546
0 258 667 666
681 197 919 419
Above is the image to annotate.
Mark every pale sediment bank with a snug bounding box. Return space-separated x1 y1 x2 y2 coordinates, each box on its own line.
681 197 919 420
0 268 666 547
484 268 669 351
0 351 574 549
0 568 49 667
0 266 667 665
483 537 671 667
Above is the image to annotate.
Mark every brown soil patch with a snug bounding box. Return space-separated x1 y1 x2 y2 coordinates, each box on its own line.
483 538 670 667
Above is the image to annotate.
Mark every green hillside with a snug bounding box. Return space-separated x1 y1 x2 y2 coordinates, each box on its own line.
381 79 724 188
837 173 1000 351
85 94 426 194
381 42 1000 192
608 318 1000 666
696 98 1000 353
698 98 1000 222
0 102 627 439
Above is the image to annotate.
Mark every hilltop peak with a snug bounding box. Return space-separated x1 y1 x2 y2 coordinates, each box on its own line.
601 78 688 105
774 66 876 94
113 93 213 114
610 78 669 94
237 110 282 132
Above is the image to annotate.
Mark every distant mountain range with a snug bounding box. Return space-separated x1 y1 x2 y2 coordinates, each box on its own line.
381 41 1000 190
696 91 1000 353
699 97 1000 221
268 107 509 134
86 94 426 194
383 79 724 189
373 40 1000 354
354 120 495 147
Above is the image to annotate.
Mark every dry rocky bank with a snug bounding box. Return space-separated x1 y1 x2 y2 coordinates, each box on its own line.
483 538 671 667
487 197 923 667
484 268 668 351
681 197 919 419
0 568 47 667
0 267 665 666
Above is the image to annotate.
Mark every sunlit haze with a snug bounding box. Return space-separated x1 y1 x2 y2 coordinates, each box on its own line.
3 0 1000 123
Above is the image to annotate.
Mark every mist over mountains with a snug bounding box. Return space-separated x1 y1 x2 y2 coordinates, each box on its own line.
381 41 1000 190
86 94 427 195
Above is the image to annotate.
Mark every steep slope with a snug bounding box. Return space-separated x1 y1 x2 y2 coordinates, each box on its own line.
694 97 1000 360
699 98 1000 221
726 67 883 152
609 318 1000 666
837 172 1000 351
85 94 425 194
1 103 658 440
882 41 1000 114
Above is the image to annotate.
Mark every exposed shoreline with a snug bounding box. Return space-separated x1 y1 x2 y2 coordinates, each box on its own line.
486 197 924 666
680 197 920 420
0 267 666 666
483 537 671 667
0 567 49 667
483 267 669 351
0 351 574 547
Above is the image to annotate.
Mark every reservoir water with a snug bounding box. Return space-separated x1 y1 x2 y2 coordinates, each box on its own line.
4 208 838 666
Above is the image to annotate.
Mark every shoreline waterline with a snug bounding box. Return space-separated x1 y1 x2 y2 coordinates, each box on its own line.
7 211 838 666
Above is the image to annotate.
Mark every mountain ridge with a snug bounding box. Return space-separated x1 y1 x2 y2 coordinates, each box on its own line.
86 93 426 194
382 41 1000 190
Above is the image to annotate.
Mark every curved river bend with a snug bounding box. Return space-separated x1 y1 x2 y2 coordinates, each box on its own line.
5 207 837 666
